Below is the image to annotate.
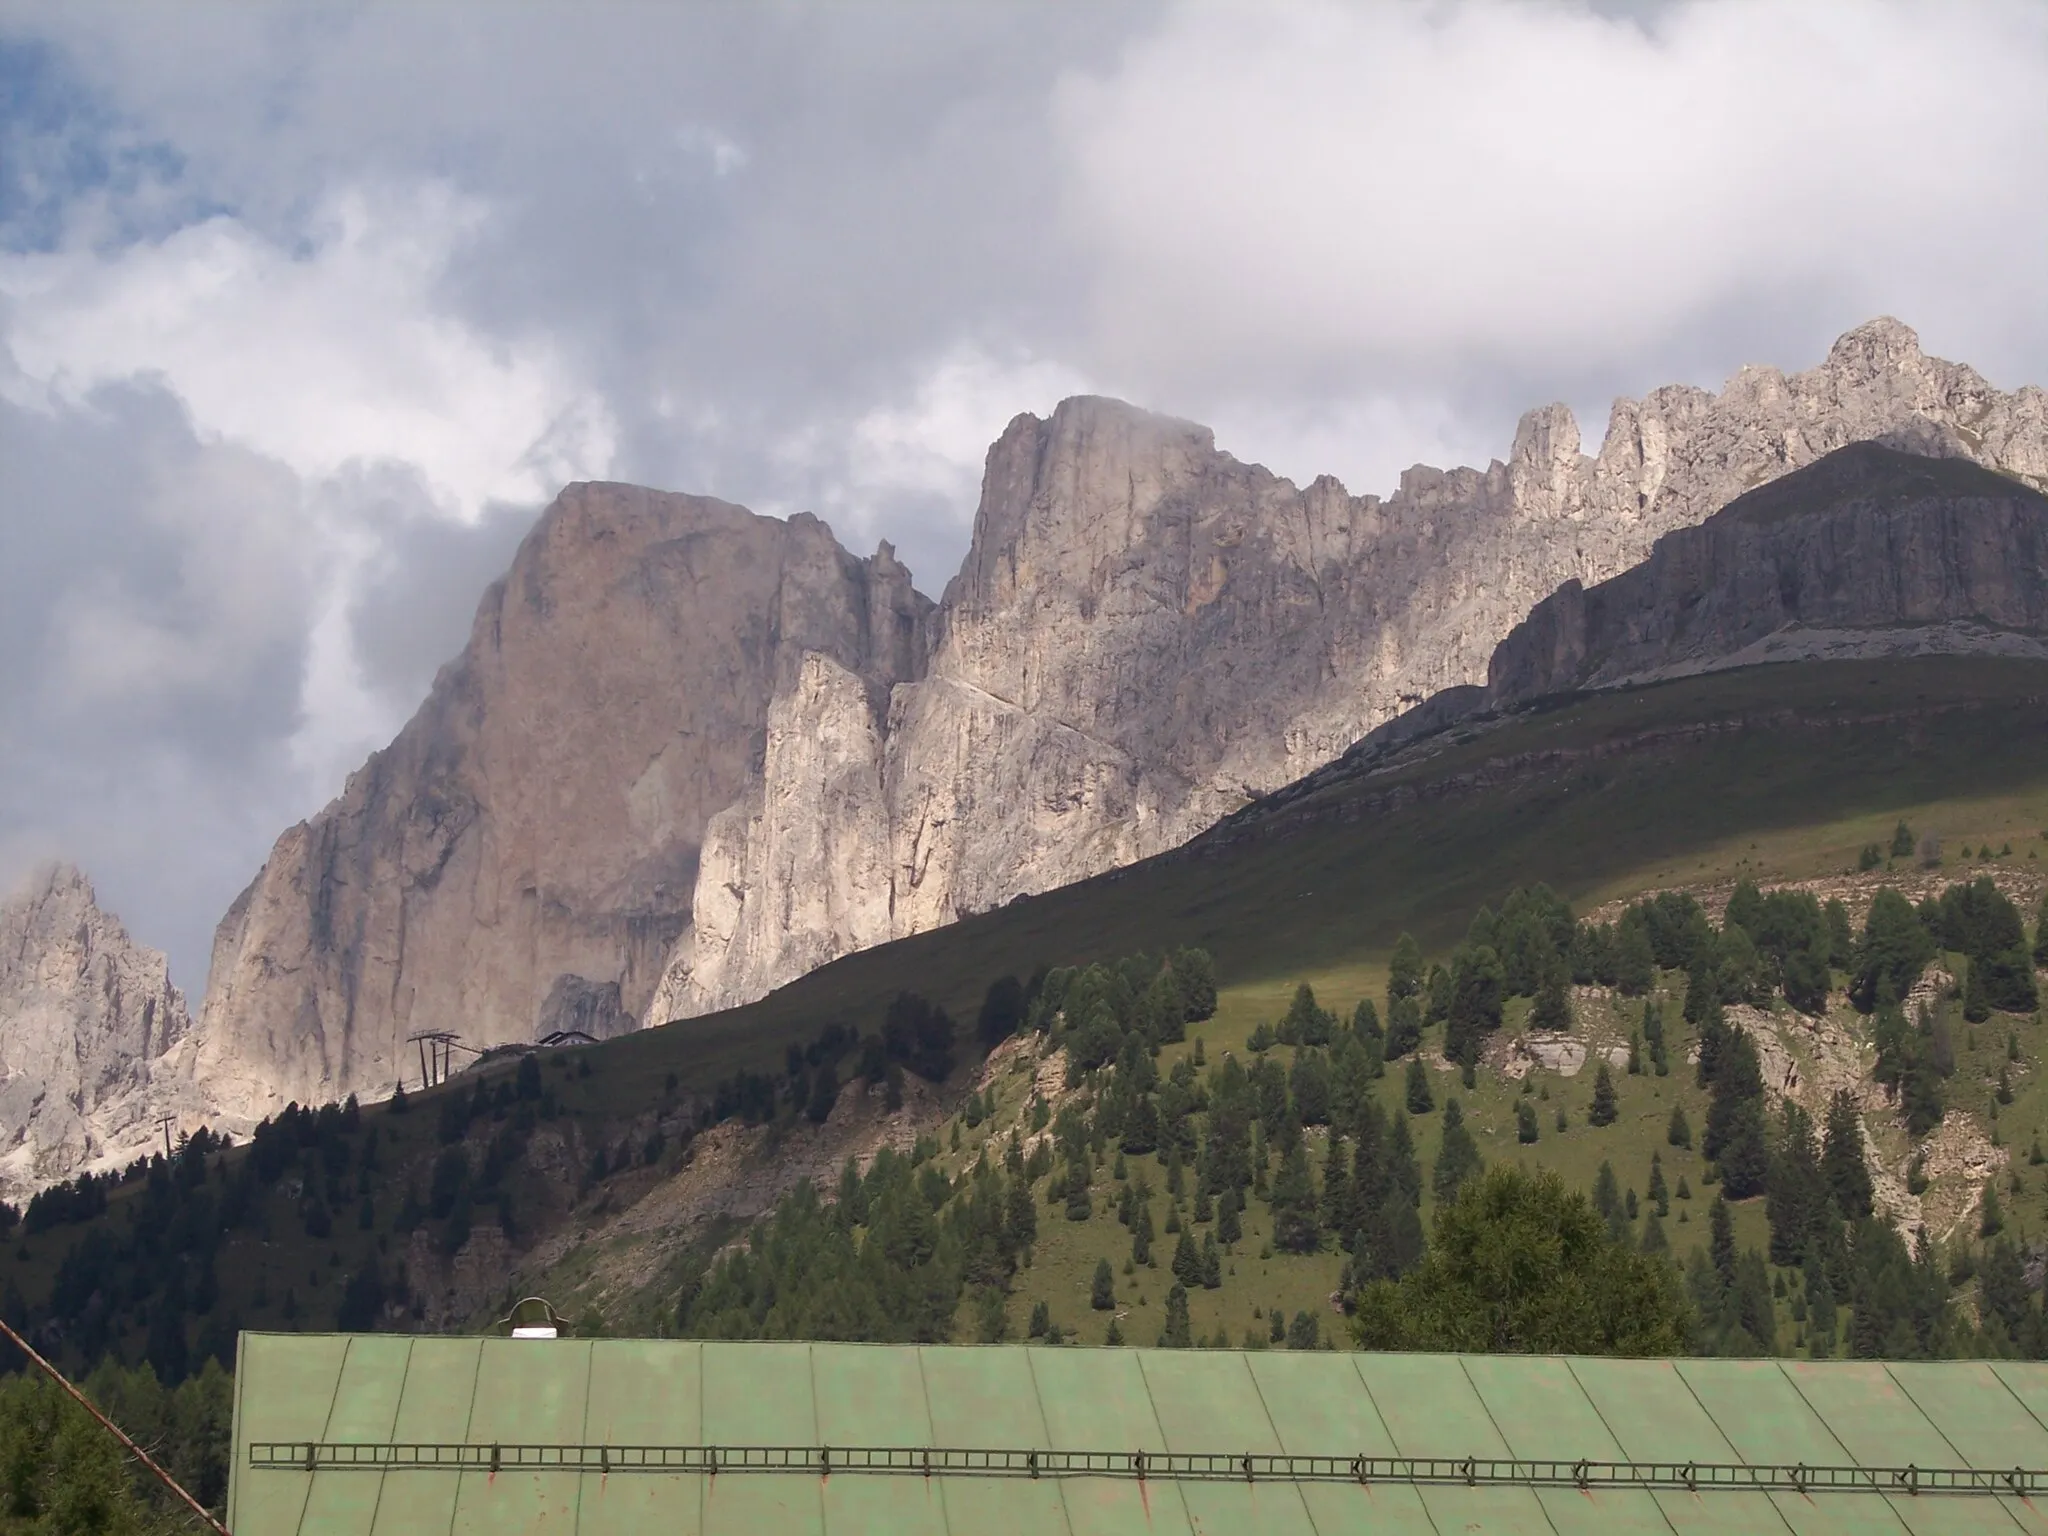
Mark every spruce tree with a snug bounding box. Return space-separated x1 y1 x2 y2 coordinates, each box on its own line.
1319 1133 1350 1233
1530 974 1572 1033
1092 1258 1116 1310
1648 1152 1669 1216
1516 1098 1539 1144
1172 1228 1201 1286
1270 1143 1321 1253
1200 1231 1223 1288
1388 933 1425 1009
1385 997 1423 1061
1765 1101 1824 1267
1432 1100 1483 1205
1593 1161 1621 1224
1159 1283 1192 1348
1820 1090 1874 1219
1589 1063 1619 1126
1964 956 1992 1024
1615 917 1656 996
1217 1188 1243 1246
1852 888 1938 1012
1405 1056 1434 1115
1667 1105 1691 1149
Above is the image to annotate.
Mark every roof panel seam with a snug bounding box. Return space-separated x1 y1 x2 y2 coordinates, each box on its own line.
1876 1361 1974 1470
360 1337 414 1536
1453 1355 1565 1536
1660 1363 1798 1535
1558 1359 1682 1536
1231 1354 1323 1536
1021 1337 1078 1535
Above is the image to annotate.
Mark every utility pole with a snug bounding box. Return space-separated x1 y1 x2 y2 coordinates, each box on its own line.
157 1115 178 1160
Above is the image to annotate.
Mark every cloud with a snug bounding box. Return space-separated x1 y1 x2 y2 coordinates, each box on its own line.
764 345 1097 588
2 180 616 515
1053 0 2048 462
0 370 317 986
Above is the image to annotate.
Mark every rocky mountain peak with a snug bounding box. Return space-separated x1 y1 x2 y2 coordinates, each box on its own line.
191 482 935 1119
0 863 195 1200
1825 315 1925 377
42 317 2039 1183
659 320 2048 1020
1484 441 2048 705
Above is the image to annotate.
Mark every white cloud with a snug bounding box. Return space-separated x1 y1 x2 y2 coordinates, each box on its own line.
754 346 1095 582
0 180 616 519
1054 0 2048 396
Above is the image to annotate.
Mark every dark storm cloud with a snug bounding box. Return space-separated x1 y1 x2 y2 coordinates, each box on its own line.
0 369 318 987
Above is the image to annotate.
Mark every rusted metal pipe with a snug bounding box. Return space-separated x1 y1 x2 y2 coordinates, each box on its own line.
0 1314 231 1535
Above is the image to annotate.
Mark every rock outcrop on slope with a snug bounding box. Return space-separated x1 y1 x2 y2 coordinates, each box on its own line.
1487 443 2048 704
194 488 931 1117
0 865 202 1200
656 319 2048 1018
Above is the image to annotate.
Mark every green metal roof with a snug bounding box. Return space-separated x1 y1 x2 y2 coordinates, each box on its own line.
228 1332 2048 1534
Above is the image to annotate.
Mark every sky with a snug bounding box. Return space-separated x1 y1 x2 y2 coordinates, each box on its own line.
3 0 2046 997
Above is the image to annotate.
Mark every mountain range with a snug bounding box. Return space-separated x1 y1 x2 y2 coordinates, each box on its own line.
4 316 2046 1199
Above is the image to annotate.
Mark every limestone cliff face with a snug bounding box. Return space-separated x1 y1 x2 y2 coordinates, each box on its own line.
0 865 199 1200
195 487 931 1117
659 319 2048 1016
1487 443 2048 703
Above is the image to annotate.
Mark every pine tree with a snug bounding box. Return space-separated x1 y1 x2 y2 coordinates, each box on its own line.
1172 1228 1201 1286
1530 974 1572 1033
1405 1057 1434 1115
1667 1105 1691 1149
1982 1178 2006 1238
1388 933 1425 1008
1091 1258 1116 1310
1199 1231 1223 1289
1516 1098 1539 1144
1270 1143 1321 1253
1432 1099 1484 1205
1964 955 1992 1023
1589 1064 1619 1127
1765 1101 1825 1267
1593 1161 1621 1225
1615 917 1656 997
1159 1283 1192 1348
1647 1152 1669 1216
1319 1132 1350 1233
1820 1090 1874 1219
1105 1315 1124 1346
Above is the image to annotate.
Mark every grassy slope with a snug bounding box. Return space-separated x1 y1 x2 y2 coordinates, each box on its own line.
7 656 2048 1359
